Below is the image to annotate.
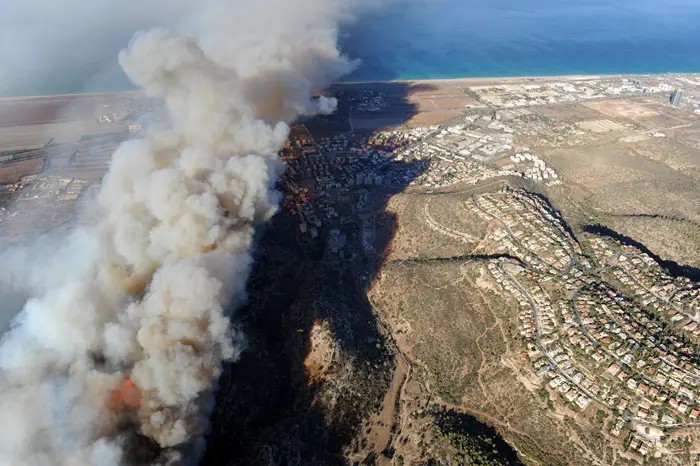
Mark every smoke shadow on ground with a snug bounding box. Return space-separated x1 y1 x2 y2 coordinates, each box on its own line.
201 83 434 465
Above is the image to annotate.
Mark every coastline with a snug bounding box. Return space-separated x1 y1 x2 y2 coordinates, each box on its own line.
3 72 699 101
335 72 693 87
337 73 612 86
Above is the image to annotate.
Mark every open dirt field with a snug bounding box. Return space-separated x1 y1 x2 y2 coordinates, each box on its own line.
575 119 626 133
538 103 610 122
336 79 487 130
603 215 700 268
384 191 485 261
407 85 481 111
0 92 139 127
0 158 44 183
667 125 700 150
625 135 700 179
540 141 700 222
0 120 126 151
583 100 659 119
0 93 132 185
370 259 618 466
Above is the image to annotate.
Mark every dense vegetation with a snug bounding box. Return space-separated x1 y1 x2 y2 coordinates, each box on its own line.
433 408 524 466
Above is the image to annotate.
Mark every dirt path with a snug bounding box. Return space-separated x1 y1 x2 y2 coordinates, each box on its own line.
371 354 409 455
468 280 509 419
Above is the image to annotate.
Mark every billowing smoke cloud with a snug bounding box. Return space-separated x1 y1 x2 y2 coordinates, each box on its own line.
0 1 362 464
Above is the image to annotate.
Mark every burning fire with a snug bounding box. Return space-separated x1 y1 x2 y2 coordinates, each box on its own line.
108 376 141 411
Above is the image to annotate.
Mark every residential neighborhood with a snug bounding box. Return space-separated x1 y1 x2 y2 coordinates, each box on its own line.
482 193 700 458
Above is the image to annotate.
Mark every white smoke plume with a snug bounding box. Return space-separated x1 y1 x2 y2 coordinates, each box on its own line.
0 0 363 464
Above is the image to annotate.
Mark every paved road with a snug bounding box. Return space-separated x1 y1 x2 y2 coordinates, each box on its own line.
497 263 610 404
498 262 700 430
568 287 667 397
474 196 579 274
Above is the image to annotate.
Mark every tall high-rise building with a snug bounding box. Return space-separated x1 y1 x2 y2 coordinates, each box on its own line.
670 89 683 106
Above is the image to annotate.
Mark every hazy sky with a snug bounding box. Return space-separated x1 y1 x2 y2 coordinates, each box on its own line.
0 0 199 95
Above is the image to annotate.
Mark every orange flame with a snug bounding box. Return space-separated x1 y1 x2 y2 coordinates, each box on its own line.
108 376 141 411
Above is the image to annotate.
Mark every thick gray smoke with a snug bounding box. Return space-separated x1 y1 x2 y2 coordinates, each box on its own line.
0 1 361 464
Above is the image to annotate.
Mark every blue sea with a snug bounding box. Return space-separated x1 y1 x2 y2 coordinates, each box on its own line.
341 0 700 81
3 0 700 96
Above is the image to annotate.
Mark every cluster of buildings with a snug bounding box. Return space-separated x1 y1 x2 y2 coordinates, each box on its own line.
476 188 700 452
506 152 559 185
276 108 569 257
278 108 570 248
627 433 654 456
14 175 88 202
396 120 513 162
97 96 155 126
0 174 88 205
468 76 692 109
488 259 595 413
473 189 579 273
331 88 391 114
409 159 512 188
389 118 562 188
571 284 700 425
589 237 700 338
493 246 700 434
278 129 425 250
0 174 89 240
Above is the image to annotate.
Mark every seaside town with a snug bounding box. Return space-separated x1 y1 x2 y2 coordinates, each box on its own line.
468 75 700 110
1 73 700 463
2 73 700 239
482 189 700 459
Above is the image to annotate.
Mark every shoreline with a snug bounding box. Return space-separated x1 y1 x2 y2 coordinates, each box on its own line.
2 72 699 101
336 73 616 86
336 71 700 87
